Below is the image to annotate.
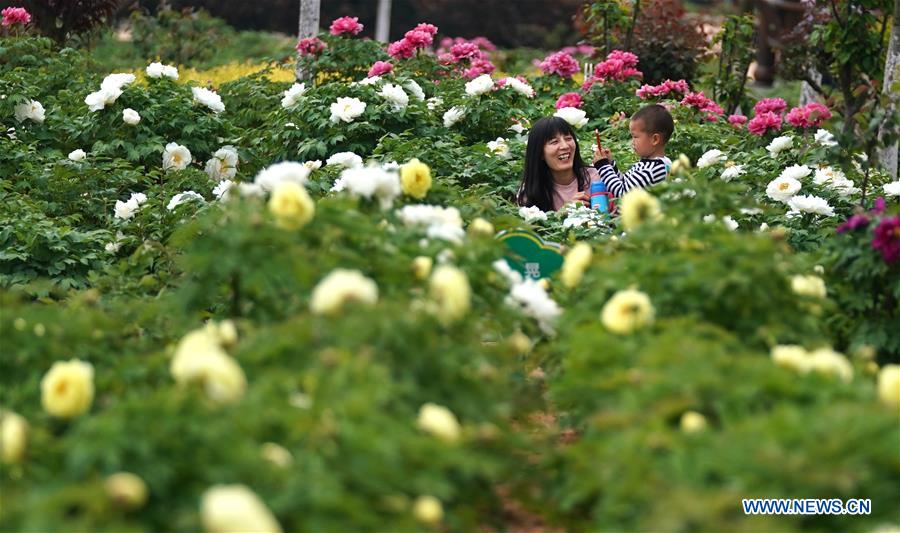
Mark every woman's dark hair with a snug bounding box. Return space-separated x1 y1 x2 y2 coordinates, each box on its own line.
516 116 589 212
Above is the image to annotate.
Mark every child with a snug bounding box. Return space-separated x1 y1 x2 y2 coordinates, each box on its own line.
593 104 674 198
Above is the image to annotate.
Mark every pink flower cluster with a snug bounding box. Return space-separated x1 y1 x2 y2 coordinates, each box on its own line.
367 60 393 77
872 215 900 263
463 58 496 79
555 92 583 109
753 97 787 116
592 50 642 83
1 6 30 26
785 102 832 128
539 51 580 78
747 111 782 136
727 114 748 127
433 37 496 78
329 16 364 36
558 44 595 57
387 22 439 60
635 79 689 99
679 91 724 119
438 36 496 53
295 37 327 56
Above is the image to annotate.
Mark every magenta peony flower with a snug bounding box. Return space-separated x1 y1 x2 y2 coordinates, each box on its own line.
404 29 433 48
836 214 870 233
367 61 393 77
786 102 832 128
753 97 787 116
450 42 481 60
539 51 580 78
296 37 327 56
872 216 900 263
329 16 364 36
387 38 416 59
747 111 782 136
1 6 31 26
872 197 886 215
555 92 583 109
728 114 748 127
593 50 642 83
413 23 438 36
635 79 689 99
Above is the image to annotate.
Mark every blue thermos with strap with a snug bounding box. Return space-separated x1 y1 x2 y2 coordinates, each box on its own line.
590 180 610 214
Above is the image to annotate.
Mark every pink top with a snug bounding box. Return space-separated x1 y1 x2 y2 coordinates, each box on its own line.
551 167 600 211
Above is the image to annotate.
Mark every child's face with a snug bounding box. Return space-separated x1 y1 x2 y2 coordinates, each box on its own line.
630 119 660 158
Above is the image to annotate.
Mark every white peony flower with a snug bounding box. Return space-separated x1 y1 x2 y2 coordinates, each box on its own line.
357 76 382 86
696 149 726 169
509 123 526 135
702 214 716 223
501 77 535 97
787 194 835 216
396 204 465 243
329 97 366 123
281 83 306 109
332 165 401 209
518 205 547 222
205 146 239 182
722 215 739 231
426 96 444 111
238 182 265 198
114 199 140 220
122 108 141 125
765 176 802 202
14 100 45 123
378 83 409 111
404 79 425 101
884 181 900 197
101 73 136 91
162 142 192 171
146 62 179 79
464 74 494 96
442 106 465 128
192 87 225 113
326 152 363 169
486 137 510 158
813 166 858 197
303 160 322 172
720 164 745 181
213 180 235 201
167 190 205 211
84 88 121 112
505 278 562 334
814 128 837 147
68 149 86 161
766 135 793 156
254 161 310 192
553 106 588 129
778 164 812 181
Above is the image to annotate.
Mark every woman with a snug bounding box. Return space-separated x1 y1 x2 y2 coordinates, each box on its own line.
516 116 599 212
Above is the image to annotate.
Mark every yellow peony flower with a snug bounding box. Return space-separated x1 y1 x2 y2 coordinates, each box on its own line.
508 331 532 355
171 329 246 404
807 347 853 383
260 442 293 468
268 181 315 230
670 153 691 174
0 409 27 464
600 289 654 334
105 472 148 510
619 189 662 232
411 256 434 280
560 242 593 288
309 269 378 315
467 217 495 236
201 485 282 533
413 495 444 525
770 345 810 373
417 403 461 442
680 411 708 433
41 359 94 418
428 265 471 324
876 365 900 408
791 275 827 298
400 158 432 199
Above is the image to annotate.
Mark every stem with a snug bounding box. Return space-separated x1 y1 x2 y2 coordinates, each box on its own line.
625 0 641 51
230 272 241 317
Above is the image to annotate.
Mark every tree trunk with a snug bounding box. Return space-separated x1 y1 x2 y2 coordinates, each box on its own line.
877 0 900 179
295 0 321 81
375 0 392 43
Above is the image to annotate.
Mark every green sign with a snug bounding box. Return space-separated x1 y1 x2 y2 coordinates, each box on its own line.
497 229 564 280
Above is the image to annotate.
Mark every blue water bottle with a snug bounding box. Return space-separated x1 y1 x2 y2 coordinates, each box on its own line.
590 180 610 214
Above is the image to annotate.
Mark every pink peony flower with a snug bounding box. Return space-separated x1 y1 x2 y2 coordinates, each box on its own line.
404 29 433 48
296 37 327 56
413 23 438 36
635 79 689 99
470 36 497 52
463 58 496 79
593 50 642 83
728 114 748 127
747 111 782 136
450 42 482 60
1 6 31 26
330 16 364 36
555 92 583 109
753 97 787 116
387 38 416 59
872 216 900 263
539 51 580 78
786 102 832 128
367 61 393 77
437 52 457 65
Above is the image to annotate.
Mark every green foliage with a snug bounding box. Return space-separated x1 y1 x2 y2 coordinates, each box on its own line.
130 5 231 67
707 14 755 115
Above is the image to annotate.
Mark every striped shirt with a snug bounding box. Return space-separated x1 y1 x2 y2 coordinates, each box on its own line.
594 156 671 198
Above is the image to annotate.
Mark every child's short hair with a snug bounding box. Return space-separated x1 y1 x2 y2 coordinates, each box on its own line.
632 104 674 142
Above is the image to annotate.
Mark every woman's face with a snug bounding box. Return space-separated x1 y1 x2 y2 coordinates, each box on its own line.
542 132 576 174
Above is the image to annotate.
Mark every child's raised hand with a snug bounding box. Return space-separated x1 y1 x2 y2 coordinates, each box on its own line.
593 145 612 164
